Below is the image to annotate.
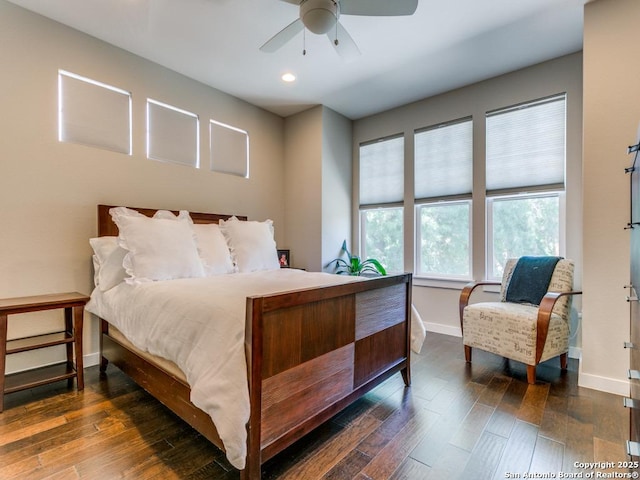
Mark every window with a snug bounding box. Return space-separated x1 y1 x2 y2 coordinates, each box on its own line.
360 207 404 272
58 70 131 154
147 99 199 167
359 135 404 272
486 94 566 279
416 201 471 278
414 118 472 279
210 119 249 178
488 193 562 278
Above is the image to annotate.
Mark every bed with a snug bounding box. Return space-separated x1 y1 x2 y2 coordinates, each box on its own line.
89 204 415 479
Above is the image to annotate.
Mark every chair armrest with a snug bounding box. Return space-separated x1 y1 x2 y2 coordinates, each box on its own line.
459 280 502 332
535 290 582 363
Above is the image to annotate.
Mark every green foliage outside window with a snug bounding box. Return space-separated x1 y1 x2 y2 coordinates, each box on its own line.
362 208 403 273
418 202 470 277
491 195 560 278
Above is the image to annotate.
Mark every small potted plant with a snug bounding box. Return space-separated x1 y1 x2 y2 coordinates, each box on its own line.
326 240 386 276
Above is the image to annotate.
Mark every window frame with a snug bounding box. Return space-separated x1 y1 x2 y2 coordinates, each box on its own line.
357 134 405 274
146 98 200 168
414 199 472 281
486 190 566 281
359 205 404 274
412 116 473 281
58 69 132 155
209 119 250 178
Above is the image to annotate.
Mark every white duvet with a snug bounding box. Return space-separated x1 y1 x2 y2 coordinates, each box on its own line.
86 269 426 469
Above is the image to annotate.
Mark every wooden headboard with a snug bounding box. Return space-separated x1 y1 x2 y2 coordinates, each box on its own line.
97 204 247 237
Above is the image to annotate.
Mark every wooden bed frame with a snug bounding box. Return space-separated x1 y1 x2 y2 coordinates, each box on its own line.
96 205 412 479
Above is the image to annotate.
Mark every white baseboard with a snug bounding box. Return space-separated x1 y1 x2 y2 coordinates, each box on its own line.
577 350 630 396
578 370 629 397
5 351 102 376
424 327 627 396
84 352 101 368
568 346 580 359
571 350 629 396
425 322 461 337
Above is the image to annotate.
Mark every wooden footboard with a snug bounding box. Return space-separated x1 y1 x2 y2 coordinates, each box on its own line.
243 273 412 478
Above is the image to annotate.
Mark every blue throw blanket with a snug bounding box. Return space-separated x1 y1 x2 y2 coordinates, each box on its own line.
505 256 562 306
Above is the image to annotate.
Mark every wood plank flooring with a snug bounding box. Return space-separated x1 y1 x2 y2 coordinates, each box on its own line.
0 333 631 479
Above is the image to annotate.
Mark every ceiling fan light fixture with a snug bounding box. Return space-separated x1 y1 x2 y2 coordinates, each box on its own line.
281 72 296 82
300 0 338 34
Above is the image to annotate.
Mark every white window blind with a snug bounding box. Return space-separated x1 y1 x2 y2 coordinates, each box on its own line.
359 135 404 206
147 99 199 167
58 70 131 154
486 94 566 193
414 118 472 200
210 120 249 178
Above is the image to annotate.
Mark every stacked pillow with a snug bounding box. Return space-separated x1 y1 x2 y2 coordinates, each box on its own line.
219 216 280 273
89 207 280 291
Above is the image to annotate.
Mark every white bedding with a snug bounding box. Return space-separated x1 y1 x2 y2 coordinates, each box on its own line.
86 269 426 469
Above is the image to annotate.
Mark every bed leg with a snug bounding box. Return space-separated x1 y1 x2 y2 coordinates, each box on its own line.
401 365 411 387
99 356 108 373
240 464 260 480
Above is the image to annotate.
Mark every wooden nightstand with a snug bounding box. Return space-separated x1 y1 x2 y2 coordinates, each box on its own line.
0 292 90 412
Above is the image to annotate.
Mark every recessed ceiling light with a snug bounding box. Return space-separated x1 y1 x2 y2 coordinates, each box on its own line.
281 73 296 83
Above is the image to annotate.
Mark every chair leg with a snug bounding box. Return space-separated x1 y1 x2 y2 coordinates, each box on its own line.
464 345 472 363
560 352 568 370
526 365 536 384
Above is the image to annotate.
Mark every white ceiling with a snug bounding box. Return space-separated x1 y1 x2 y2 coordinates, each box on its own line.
7 0 586 119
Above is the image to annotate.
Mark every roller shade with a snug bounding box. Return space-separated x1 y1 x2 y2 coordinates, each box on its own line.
415 118 472 200
359 135 404 206
486 94 566 193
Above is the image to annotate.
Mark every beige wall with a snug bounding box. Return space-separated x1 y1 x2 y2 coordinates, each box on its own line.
283 106 352 271
0 1 285 373
353 53 585 378
4 0 632 397
321 107 353 268
582 0 640 394
284 106 323 271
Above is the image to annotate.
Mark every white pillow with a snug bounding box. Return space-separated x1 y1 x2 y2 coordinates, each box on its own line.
89 236 127 291
110 207 205 283
193 223 235 275
219 217 280 273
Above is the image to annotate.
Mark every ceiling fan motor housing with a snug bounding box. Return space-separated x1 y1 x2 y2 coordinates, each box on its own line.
300 0 339 34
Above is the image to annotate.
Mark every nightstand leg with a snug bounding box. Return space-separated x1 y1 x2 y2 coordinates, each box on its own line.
64 307 73 388
73 306 84 390
0 313 6 412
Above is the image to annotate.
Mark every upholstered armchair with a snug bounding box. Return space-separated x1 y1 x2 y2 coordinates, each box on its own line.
459 257 581 384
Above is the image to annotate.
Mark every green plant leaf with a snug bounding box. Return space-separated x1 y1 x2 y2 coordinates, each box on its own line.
366 258 387 275
326 240 386 276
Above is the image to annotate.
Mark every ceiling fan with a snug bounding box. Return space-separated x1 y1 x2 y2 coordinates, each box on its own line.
260 0 419 59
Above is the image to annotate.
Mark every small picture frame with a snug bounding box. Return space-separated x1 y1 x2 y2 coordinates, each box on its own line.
277 249 290 268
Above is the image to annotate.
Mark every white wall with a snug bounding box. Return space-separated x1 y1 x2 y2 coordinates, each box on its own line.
582 0 640 395
0 1 285 373
352 53 584 369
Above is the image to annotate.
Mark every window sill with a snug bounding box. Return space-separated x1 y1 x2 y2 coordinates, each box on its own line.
412 276 503 293
413 276 471 290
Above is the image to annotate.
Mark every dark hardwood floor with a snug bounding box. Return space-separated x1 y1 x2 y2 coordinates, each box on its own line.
0 333 631 479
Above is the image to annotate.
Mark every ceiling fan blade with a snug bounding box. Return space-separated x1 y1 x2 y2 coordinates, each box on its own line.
329 22 361 61
279 0 302 4
260 18 304 53
340 0 418 16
